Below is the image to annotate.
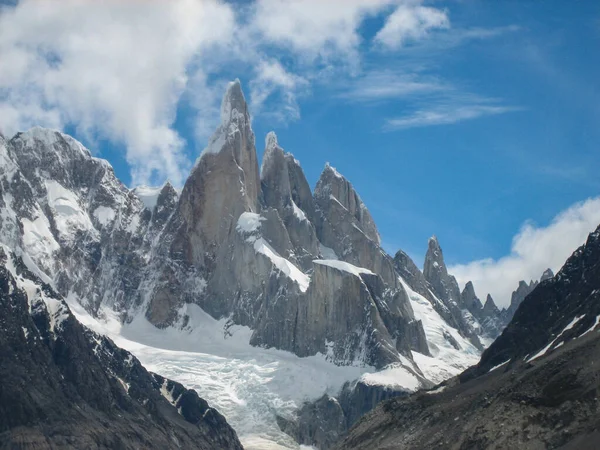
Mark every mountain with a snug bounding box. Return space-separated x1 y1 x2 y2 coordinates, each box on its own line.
0 245 242 449
0 81 502 447
335 225 600 450
0 81 481 372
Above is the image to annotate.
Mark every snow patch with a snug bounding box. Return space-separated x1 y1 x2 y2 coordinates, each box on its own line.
325 162 343 179
313 259 374 278
488 360 509 373
45 180 95 239
358 363 421 392
292 201 307 222
21 215 60 260
527 315 586 362
579 314 600 338
426 385 446 395
93 206 116 226
237 212 264 233
254 238 310 292
133 185 163 210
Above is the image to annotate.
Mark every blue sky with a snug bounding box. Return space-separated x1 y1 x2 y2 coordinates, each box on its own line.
1 0 599 305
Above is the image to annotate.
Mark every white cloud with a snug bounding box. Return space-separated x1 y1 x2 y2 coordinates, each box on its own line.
385 104 519 130
249 59 308 122
0 0 235 185
375 4 449 50
252 0 395 62
449 197 600 308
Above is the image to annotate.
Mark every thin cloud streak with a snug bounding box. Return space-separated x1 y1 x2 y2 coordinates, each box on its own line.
384 104 521 130
338 70 448 102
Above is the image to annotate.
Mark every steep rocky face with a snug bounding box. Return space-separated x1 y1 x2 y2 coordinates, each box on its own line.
313 164 397 288
459 282 504 339
0 127 154 319
0 246 242 450
285 153 317 224
502 279 538 324
423 236 462 308
336 225 600 450
483 294 500 316
294 260 409 368
423 237 483 349
175 79 260 271
260 132 319 270
460 281 484 316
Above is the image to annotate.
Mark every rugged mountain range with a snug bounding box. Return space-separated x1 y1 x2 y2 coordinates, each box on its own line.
0 80 496 375
336 225 600 449
0 245 242 449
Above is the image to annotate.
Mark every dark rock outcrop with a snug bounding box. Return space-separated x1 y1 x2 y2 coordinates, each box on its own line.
0 246 242 450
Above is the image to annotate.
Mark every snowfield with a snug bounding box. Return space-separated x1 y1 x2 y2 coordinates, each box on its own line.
68 300 368 449
64 276 480 449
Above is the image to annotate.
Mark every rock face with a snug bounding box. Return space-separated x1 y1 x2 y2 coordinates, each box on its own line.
0 246 242 449
423 237 483 349
260 132 319 270
502 279 538 324
174 79 260 271
278 381 412 450
336 225 600 450
460 281 483 313
313 164 397 288
459 282 504 340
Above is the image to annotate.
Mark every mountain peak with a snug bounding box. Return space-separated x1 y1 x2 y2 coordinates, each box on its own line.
220 78 246 124
483 294 499 314
541 268 554 282
201 80 252 158
424 236 445 273
265 131 278 150
323 162 344 180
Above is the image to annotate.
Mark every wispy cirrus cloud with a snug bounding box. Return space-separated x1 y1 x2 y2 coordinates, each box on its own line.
338 70 447 102
384 103 521 130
